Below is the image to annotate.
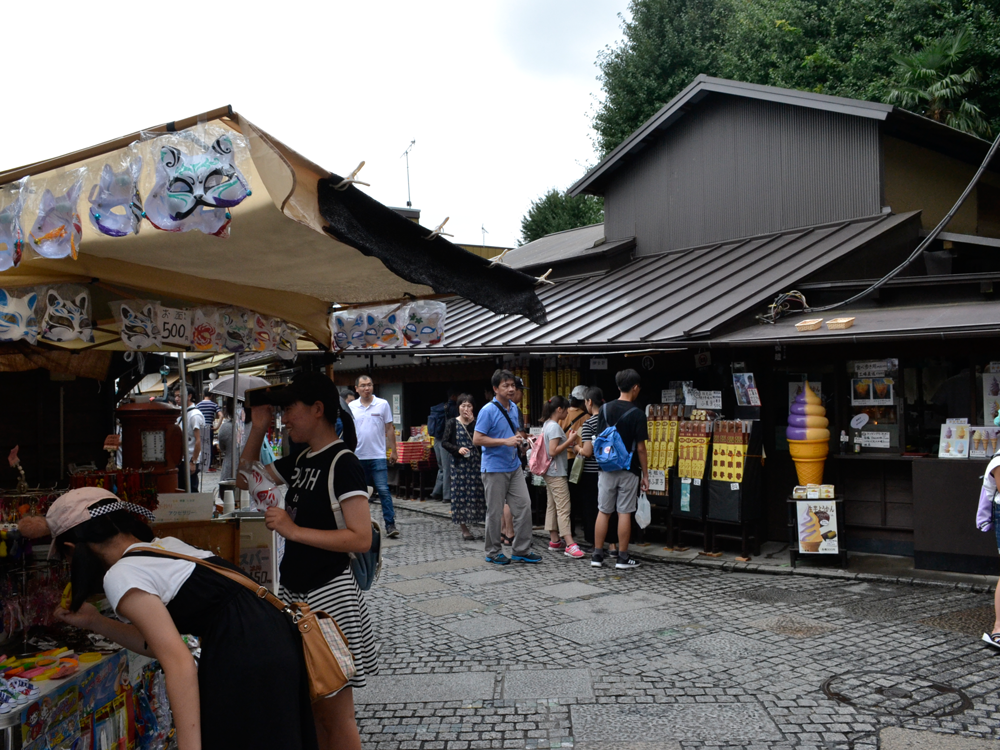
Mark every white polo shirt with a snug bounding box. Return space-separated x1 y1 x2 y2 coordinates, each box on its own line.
349 396 394 460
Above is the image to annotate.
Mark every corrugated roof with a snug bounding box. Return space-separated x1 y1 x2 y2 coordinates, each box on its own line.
571 75 993 197
501 224 608 269
436 211 920 353
711 299 1000 346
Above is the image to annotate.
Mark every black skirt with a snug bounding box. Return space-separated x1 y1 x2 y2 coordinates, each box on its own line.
130 554 318 750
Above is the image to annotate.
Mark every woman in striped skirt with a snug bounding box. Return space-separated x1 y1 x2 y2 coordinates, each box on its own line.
240 373 378 750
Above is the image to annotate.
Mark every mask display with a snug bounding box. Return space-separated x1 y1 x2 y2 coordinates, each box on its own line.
251 314 276 353
332 312 365 350
192 308 221 352
276 321 297 360
40 287 93 343
402 301 446 347
117 302 160 350
220 308 253 353
362 306 403 348
28 182 84 260
144 135 250 236
0 290 39 344
0 179 27 272
88 159 143 237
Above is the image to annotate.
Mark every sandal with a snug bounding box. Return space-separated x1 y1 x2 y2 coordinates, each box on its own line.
982 632 1000 650
500 533 514 546
462 532 476 541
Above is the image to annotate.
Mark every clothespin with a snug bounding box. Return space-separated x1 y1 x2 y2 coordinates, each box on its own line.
334 161 370 191
425 217 453 240
534 269 555 286
488 248 510 268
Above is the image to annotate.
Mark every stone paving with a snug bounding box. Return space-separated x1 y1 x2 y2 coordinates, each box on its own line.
357 506 1000 750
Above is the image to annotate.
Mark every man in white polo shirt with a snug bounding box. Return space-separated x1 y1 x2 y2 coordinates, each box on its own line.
349 374 400 537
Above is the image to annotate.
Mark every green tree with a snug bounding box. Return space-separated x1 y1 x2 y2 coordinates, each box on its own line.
887 29 992 137
520 190 605 245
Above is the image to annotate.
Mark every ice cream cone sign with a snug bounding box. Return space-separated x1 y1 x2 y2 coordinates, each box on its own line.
786 382 830 486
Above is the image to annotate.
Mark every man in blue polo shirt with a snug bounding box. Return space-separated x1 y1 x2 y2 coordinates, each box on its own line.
473 369 542 565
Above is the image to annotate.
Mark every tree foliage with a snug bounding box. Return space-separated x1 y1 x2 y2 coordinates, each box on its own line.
593 0 1000 154
520 190 605 245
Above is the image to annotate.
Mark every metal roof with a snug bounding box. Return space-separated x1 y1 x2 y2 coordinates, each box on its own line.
710 299 1000 346
571 75 993 197
436 211 920 353
498 224 635 271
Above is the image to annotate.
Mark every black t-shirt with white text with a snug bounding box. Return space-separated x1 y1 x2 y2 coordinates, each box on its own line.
595 400 648 476
273 441 369 592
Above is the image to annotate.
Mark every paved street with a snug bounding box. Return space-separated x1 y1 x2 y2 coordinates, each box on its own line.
359 506 1000 750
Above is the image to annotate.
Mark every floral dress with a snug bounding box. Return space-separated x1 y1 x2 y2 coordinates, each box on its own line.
442 417 487 525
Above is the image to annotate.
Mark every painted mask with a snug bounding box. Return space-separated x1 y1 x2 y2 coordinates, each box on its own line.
220 308 253 353
191 308 220 352
119 303 160 350
0 183 25 272
88 159 143 237
0 290 39 344
144 135 249 236
361 307 402 348
40 288 93 343
29 183 83 260
402 302 446 347
332 312 365 350
252 315 274 353
272 318 297 360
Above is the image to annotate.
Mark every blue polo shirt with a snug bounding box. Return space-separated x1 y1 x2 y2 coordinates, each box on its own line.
476 399 522 473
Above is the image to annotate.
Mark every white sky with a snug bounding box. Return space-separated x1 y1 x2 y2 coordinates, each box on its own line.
1 1 630 249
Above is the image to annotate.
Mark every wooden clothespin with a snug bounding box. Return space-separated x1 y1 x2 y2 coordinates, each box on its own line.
334 161 371 191
534 268 555 286
488 248 510 268
425 217 453 240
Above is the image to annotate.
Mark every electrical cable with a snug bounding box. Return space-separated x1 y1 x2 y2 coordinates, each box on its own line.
768 129 1000 320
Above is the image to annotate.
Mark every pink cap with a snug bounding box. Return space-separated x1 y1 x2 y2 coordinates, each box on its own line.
45 487 119 558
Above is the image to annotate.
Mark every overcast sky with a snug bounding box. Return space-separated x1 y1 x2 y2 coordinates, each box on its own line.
1 1 630 249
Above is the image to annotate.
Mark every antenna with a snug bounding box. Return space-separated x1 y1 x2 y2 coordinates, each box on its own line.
401 140 416 207
481 224 488 249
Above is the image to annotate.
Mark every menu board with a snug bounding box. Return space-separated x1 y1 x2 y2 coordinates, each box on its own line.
938 423 971 458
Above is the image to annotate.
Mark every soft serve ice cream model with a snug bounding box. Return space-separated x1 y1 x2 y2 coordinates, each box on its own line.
786 382 830 485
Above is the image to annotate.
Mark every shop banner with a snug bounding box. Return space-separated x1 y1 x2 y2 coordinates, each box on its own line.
796 500 838 554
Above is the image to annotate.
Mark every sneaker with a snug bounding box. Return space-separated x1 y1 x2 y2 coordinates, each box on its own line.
608 549 619 559
511 552 542 564
564 543 585 559
485 553 511 565
591 551 604 568
386 525 400 539
615 554 642 570
548 540 566 551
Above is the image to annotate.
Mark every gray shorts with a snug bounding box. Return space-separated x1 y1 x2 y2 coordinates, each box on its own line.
597 470 640 514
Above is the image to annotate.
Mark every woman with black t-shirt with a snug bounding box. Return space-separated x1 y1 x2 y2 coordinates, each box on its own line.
238 372 378 750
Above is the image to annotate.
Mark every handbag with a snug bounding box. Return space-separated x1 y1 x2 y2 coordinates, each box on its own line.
130 548 356 701
569 454 584 484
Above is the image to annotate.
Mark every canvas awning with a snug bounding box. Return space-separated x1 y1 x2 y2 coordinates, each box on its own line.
0 106 546 353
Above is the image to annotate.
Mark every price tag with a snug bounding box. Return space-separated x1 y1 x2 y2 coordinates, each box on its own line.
661 389 678 404
529 427 543 436
648 470 666 492
747 387 761 406
696 391 723 409
590 357 608 371
681 477 692 485
693 477 702 486
730 482 740 491
946 418 970 424
158 306 192 347
859 431 891 448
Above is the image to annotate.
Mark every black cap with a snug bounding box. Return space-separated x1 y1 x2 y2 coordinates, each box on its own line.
514 376 527 390
246 372 341 412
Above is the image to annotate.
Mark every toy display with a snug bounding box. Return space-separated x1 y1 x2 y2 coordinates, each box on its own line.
28 178 84 261
88 157 143 237
38 287 93 344
0 290 39 345
786 382 830 485
0 179 27 272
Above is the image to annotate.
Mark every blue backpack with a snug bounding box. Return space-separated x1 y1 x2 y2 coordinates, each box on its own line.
427 403 449 439
593 403 635 472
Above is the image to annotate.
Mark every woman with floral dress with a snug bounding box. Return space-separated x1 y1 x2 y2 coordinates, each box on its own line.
441 394 487 540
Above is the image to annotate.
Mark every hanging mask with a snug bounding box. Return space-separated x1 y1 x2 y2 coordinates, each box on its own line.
118 303 160 350
29 183 83 260
192 308 221 352
40 288 93 343
276 321 297 360
0 290 39 344
220 308 253 353
88 159 143 237
402 301 446 347
252 315 275 353
361 306 403 348
0 181 26 272
332 312 365 350
144 136 249 236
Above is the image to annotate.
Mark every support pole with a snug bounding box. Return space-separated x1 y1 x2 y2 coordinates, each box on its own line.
178 354 191 492
231 353 240 507
59 386 65 481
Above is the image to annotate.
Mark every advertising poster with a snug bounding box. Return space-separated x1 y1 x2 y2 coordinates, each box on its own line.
984 373 1000 425
733 373 760 406
851 377 893 406
796 500 838 554
970 427 1000 459
938 423 971 458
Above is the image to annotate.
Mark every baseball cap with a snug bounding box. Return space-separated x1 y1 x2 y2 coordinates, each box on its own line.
514 376 528 390
41 487 154 559
570 385 588 400
245 371 351 424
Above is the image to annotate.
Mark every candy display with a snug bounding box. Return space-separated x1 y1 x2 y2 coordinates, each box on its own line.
645 405 682 495
711 420 752 483
678 419 712 480
786 382 830 485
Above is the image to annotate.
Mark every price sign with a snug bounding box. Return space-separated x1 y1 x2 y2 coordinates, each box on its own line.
859 431 890 448
590 357 608 371
159 306 191 347
648 470 666 492
747 388 761 406
661 389 678 404
730 482 740 491
693 477 702 486
696 391 723 409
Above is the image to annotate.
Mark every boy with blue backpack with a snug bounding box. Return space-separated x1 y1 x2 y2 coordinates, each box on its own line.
592 369 649 570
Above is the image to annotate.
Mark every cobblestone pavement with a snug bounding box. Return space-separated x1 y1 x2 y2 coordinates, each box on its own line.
358 507 1000 750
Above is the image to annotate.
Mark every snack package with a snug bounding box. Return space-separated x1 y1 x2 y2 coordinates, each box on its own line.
39 284 94 343
240 462 281 510
0 178 27 272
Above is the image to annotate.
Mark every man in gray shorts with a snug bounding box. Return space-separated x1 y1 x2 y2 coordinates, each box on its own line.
592 368 649 570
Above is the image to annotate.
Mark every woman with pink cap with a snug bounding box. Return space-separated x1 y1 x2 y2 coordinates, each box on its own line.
21 487 317 750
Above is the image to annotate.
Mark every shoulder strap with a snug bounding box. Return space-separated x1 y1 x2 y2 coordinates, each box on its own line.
492 400 519 437
125 547 291 614
569 412 585 429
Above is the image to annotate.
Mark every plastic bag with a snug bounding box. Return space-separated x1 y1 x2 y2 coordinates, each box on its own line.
25 167 87 260
111 300 161 350
0 178 27 272
240 462 281 510
635 491 652 529
88 148 143 237
402 300 446 347
0 288 39 344
361 305 404 348
39 284 94 343
331 310 365 350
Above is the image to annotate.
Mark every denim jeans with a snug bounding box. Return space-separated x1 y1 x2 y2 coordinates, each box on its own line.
360 458 395 527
